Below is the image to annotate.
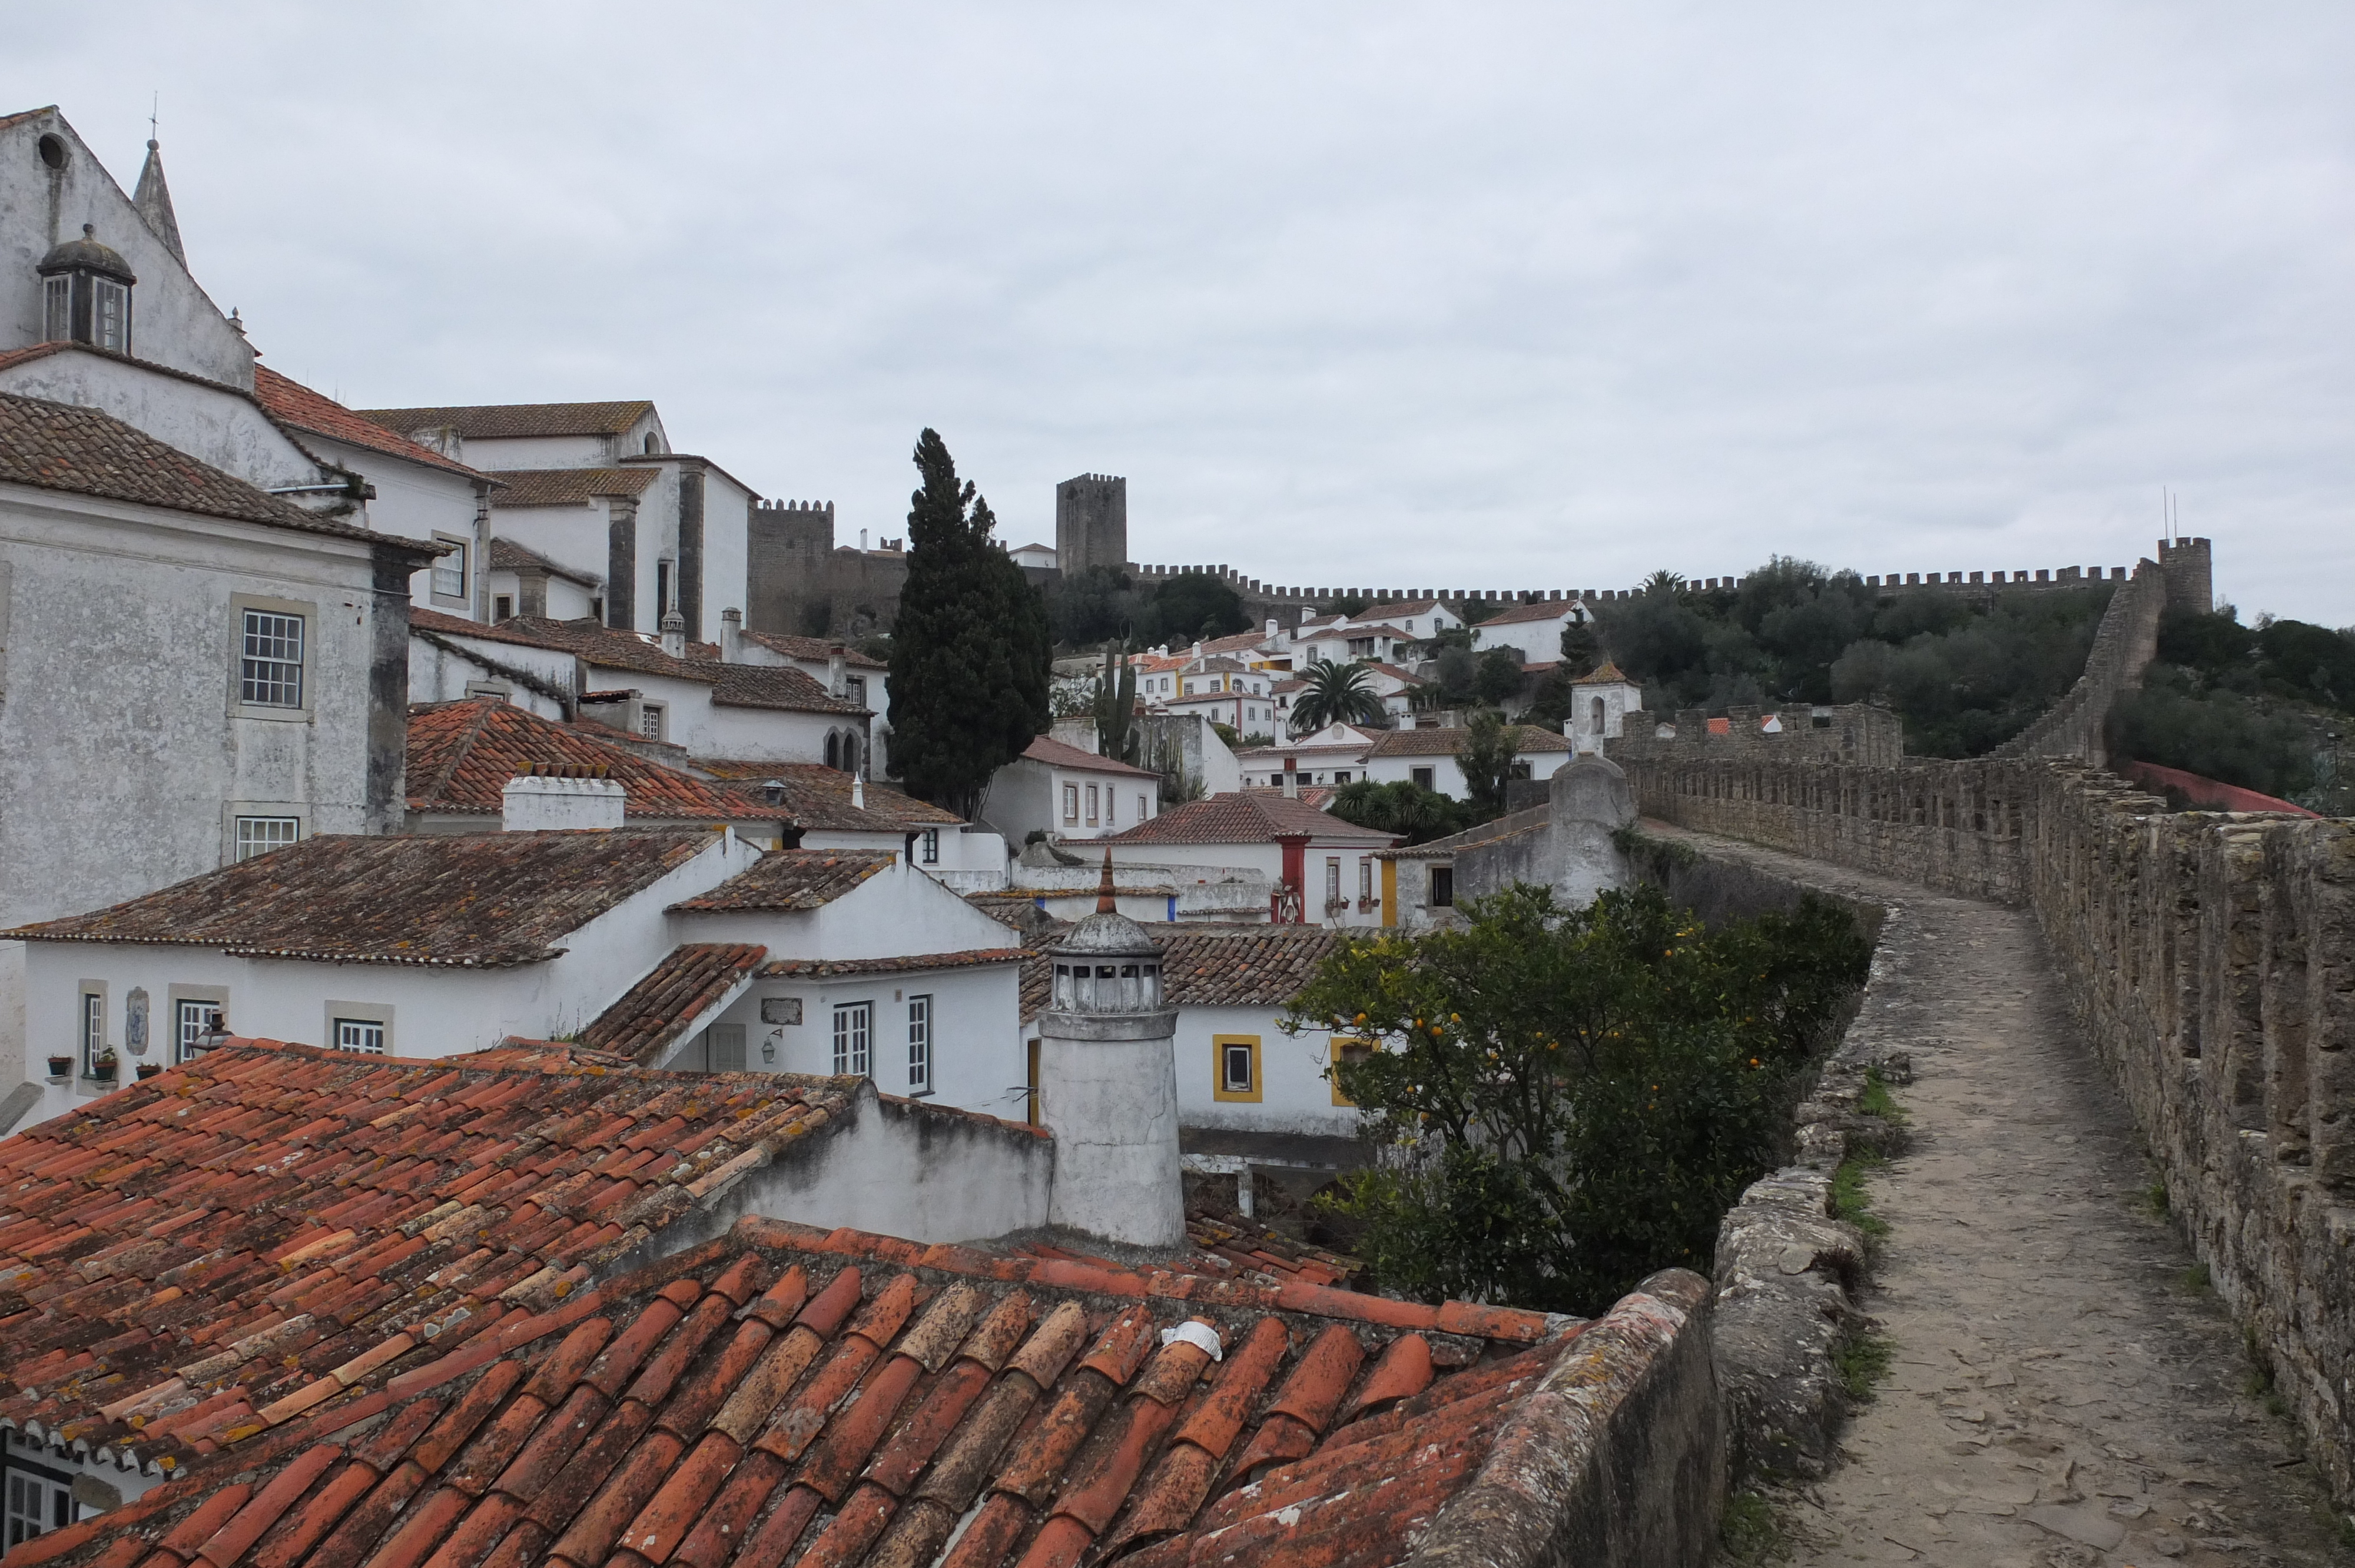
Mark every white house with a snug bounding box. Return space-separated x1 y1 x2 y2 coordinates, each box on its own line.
1099 792 1398 928
5 783 1029 1129
983 735 1162 844
1233 720 1574 800
486 536 601 623
1021 924 1369 1151
1006 541 1057 570
1291 622 1419 669
353 399 759 650
1325 597 1461 641
692 760 1010 891
1162 656 1279 739
1232 723 1384 789
1470 597 1593 666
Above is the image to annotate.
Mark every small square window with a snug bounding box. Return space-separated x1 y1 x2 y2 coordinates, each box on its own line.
334 1018 387 1055
493 594 514 620
641 704 665 742
432 539 467 599
236 816 301 861
1411 766 1435 790
1429 865 1454 908
1213 1035 1262 1102
175 999 223 1064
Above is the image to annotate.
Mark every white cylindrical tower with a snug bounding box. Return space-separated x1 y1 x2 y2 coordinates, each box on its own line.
1040 859 1185 1248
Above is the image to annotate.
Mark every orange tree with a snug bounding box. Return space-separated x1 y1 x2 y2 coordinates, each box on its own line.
1288 882 1868 1315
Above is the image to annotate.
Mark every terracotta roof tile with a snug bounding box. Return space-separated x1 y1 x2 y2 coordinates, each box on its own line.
464 621 868 716
581 945 768 1062
1100 795 1392 848
1362 726 1570 758
486 539 600 587
1 829 721 966
758 950 1024 980
1017 736 1157 779
737 633 887 671
355 403 656 441
406 699 782 823
0 391 432 556
1471 599 1580 626
691 765 961 832
251 370 486 483
482 469 659 507
669 851 897 913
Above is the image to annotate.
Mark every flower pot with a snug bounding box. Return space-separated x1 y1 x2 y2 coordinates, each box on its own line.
135 1064 162 1081
46 1057 71 1078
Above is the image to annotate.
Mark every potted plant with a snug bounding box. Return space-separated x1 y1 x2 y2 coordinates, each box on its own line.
135 1062 163 1081
93 1048 118 1082
45 1055 71 1079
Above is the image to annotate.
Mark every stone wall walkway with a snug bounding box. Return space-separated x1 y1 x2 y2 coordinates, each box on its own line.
1660 829 2350 1566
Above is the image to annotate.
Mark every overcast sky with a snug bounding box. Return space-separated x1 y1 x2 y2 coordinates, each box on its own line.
11 4 2351 622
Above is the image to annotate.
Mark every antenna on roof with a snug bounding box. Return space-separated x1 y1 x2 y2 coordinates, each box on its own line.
150 92 158 144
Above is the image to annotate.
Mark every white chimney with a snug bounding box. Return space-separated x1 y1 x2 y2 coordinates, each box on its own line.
851 774 866 810
661 612 686 659
1265 618 1278 640
720 607 742 663
503 772 626 832
1399 712 1417 730
828 651 846 696
860 528 869 552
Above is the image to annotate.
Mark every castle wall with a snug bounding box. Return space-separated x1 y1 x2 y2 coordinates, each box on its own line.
746 499 907 638
1054 474 1127 578
1622 749 2355 1502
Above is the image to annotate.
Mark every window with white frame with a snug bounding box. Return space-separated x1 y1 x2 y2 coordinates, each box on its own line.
334 1018 387 1055
41 276 69 343
1325 858 1342 904
1063 783 1079 821
641 703 665 742
832 1002 872 1076
5 1465 75 1552
236 816 300 861
93 278 129 352
1136 793 1147 821
1086 784 1099 825
1105 789 1116 826
176 999 221 1064
906 996 931 1093
78 991 104 1077
240 609 304 707
918 829 940 865
1359 858 1374 901
431 539 467 599
845 676 867 706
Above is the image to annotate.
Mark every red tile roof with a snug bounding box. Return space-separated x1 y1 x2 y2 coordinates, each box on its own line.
1101 794 1393 848
1362 726 1571 758
1019 926 1348 1021
487 468 661 507
17 1209 1598 1568
0 391 434 556
489 537 602 586
0 829 721 967
0 1038 855 1475
670 850 898 912
739 632 888 671
355 402 658 440
407 699 783 824
479 620 870 716
1019 736 1159 779
583 945 769 1062
1472 600 1578 627
1570 660 1632 686
251 368 486 483
758 949 1027 979
692 765 961 833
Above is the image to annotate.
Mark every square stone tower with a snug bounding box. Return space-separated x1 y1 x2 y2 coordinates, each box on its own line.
1056 473 1127 577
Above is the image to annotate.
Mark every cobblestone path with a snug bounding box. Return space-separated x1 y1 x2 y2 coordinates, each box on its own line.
1663 831 2350 1567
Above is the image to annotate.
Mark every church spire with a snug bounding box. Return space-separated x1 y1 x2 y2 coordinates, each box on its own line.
133 138 184 267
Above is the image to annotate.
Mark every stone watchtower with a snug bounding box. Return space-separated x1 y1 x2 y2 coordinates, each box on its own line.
1055 473 1127 577
1038 858 1183 1248
2157 536 2213 614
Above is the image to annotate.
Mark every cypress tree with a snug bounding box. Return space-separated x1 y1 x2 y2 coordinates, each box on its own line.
886 430 1052 819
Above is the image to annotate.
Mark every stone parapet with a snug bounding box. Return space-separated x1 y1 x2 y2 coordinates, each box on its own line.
1626 749 2355 1500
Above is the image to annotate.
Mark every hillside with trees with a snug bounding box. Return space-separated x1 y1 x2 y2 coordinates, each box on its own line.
2107 606 2355 811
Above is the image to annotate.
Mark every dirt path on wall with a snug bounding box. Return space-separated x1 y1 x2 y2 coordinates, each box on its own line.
1655 829 2351 1567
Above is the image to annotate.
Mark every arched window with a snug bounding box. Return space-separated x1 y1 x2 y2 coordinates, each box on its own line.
643 433 663 454
1590 695 1607 734
842 733 860 776
824 732 841 769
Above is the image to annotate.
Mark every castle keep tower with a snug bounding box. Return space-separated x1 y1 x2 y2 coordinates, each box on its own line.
1055 473 1127 577
1038 859 1184 1248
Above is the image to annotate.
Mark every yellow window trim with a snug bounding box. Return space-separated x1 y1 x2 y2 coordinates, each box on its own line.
1212 1034 1262 1102
1330 1036 1374 1107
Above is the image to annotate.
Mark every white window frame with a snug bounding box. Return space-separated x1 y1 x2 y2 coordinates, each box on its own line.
641 703 665 742
92 277 129 353
832 1001 873 1077
1062 783 1079 822
236 815 301 861
5 1462 76 1552
1086 783 1099 825
77 985 105 1078
906 995 932 1094
238 607 305 709
334 1018 387 1055
173 993 225 1064
1137 793 1147 821
430 535 470 602
324 1001 393 1057
41 276 69 344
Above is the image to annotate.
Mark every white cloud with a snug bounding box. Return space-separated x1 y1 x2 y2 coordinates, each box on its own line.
11 0 2351 620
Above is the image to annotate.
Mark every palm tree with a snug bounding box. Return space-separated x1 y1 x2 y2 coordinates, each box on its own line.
1640 569 1686 597
1290 659 1387 734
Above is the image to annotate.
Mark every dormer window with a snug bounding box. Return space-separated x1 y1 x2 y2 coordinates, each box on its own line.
36 224 136 354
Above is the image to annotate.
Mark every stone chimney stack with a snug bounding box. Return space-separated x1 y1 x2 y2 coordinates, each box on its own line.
502 770 626 832
720 607 742 663
828 651 846 697
661 612 686 659
1039 853 1184 1247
